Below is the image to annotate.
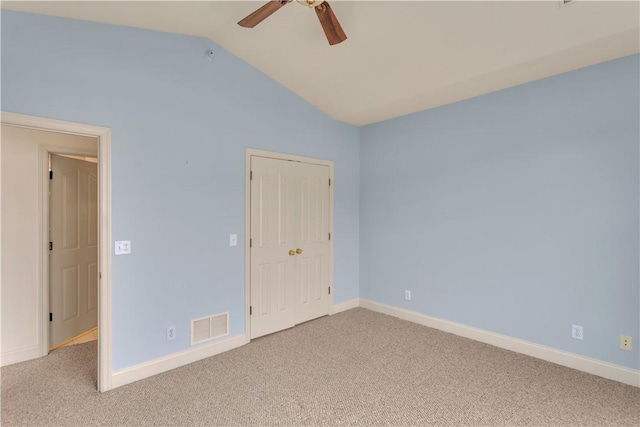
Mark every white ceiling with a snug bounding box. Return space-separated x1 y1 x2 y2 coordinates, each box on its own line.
3 1 639 126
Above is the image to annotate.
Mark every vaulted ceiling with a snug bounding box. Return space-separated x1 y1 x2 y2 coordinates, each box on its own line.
3 1 639 125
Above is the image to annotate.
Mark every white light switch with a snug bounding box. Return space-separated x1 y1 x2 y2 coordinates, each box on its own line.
229 234 238 247
115 240 131 255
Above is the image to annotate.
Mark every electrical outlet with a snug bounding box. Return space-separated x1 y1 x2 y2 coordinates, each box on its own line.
404 290 411 301
620 335 632 351
571 324 583 340
167 326 176 341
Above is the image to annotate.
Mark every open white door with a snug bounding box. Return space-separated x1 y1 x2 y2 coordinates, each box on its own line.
49 154 98 349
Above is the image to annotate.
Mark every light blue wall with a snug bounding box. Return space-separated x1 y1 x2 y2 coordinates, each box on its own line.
3 10 637 373
1 11 360 371
360 55 640 369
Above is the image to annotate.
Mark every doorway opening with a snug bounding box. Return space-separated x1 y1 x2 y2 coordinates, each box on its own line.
0 112 113 392
48 153 99 353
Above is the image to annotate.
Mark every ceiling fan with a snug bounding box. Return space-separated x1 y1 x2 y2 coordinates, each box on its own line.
238 0 347 46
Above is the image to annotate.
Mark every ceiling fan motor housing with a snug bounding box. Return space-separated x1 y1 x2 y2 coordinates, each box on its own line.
297 0 326 8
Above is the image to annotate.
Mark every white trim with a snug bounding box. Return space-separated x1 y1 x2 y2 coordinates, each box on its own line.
111 334 248 389
244 149 334 339
98 129 113 392
0 345 42 367
244 151 252 341
0 121 2 367
360 298 640 387
0 112 113 392
327 164 335 315
39 147 47 358
247 148 334 168
332 298 360 314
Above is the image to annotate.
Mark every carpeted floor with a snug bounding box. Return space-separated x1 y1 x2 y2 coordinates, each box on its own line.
2 308 639 426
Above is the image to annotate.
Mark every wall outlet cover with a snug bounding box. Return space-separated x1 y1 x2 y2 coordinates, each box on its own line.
571 324 583 340
620 335 632 351
167 326 176 341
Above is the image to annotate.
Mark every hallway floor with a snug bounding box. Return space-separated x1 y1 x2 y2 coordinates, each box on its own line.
51 327 97 351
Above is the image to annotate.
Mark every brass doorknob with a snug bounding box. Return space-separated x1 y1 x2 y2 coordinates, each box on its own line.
296 248 303 254
289 250 295 256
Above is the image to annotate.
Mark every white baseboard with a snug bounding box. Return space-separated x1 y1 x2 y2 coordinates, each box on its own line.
1 345 42 367
360 298 639 387
111 334 248 390
332 298 360 314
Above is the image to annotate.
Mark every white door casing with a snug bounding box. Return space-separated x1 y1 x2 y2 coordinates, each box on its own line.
0 112 112 392
248 152 332 339
49 154 99 348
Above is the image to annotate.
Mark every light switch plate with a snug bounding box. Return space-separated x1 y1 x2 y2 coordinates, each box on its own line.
114 240 131 255
229 234 238 247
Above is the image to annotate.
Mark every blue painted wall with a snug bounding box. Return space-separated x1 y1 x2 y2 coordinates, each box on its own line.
1 11 360 370
360 55 639 369
3 10 638 373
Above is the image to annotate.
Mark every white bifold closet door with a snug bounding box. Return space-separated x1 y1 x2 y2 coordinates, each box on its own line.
250 156 330 339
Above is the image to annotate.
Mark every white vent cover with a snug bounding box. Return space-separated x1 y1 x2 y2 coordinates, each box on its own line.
190 312 229 345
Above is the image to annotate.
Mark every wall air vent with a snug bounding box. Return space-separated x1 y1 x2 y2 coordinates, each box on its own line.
190 312 229 345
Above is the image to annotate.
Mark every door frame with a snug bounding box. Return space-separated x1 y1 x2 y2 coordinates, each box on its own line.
244 149 334 340
0 112 113 392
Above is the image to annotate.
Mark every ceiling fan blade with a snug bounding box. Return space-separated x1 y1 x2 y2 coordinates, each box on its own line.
238 0 290 28
315 1 347 45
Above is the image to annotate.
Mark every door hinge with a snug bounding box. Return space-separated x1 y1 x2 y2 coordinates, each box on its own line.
49 313 53 322
99 272 102 280
328 233 331 241
49 241 53 251
250 306 252 316
329 178 331 187
250 171 253 180
328 287 331 295
250 238 252 248
49 170 53 180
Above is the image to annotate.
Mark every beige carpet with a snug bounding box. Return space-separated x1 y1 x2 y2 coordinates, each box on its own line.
2 308 639 426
